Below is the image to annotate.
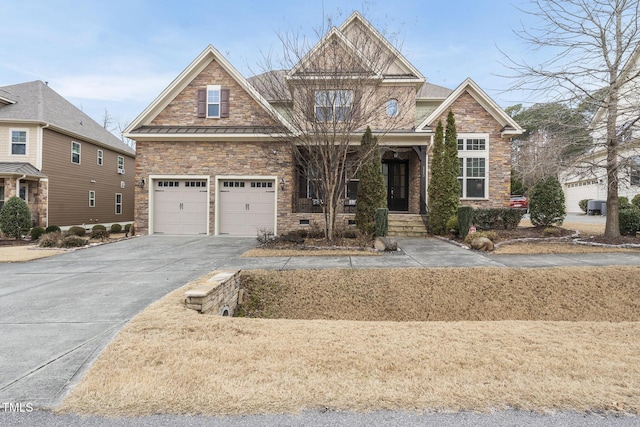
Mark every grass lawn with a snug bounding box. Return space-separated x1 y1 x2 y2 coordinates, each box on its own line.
58 266 640 417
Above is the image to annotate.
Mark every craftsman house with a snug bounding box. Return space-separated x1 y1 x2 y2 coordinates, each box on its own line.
0 81 135 228
126 12 522 236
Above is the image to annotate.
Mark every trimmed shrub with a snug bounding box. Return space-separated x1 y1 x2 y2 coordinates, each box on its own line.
67 226 86 237
463 230 498 246
39 232 63 248
578 199 590 213
124 223 132 232
61 235 88 248
45 225 61 233
90 229 110 241
30 226 46 241
92 224 107 231
619 206 640 235
619 196 631 209
529 176 566 227
0 196 31 239
472 208 525 230
374 208 388 237
445 215 459 235
457 206 473 239
110 223 122 233
632 194 640 209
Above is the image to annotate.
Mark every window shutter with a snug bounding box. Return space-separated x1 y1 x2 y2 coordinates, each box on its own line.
220 88 230 118
197 89 206 118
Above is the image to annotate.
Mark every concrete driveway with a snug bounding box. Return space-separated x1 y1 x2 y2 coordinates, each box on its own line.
0 235 256 408
2 233 639 414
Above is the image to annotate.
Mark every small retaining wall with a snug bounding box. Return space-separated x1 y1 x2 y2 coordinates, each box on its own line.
184 270 241 316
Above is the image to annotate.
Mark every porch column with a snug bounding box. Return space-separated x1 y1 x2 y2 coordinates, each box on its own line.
413 145 427 214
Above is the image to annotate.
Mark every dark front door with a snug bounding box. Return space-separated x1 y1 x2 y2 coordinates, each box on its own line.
383 160 409 211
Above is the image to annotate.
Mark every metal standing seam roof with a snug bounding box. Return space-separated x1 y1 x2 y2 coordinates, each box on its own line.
0 81 135 156
0 162 47 178
130 125 288 134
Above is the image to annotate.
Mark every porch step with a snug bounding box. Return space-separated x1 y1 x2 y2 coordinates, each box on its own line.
387 214 429 237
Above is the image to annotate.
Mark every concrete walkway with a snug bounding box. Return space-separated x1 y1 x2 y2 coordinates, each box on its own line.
1 234 639 412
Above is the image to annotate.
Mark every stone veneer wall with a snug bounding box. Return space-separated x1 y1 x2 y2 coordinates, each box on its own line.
184 270 241 316
429 91 511 209
134 140 293 235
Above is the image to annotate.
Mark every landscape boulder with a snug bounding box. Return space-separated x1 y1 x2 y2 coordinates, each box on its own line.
470 236 494 252
374 236 398 251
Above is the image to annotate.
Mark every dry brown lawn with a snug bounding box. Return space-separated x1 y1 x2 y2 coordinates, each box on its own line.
0 245 65 262
59 266 640 417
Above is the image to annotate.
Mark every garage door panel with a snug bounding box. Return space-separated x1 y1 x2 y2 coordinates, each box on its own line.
153 180 208 235
218 180 275 236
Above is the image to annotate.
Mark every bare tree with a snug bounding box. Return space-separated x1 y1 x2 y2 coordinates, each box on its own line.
504 0 640 238
251 15 414 240
101 109 136 150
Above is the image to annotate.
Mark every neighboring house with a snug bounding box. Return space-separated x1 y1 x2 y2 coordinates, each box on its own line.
125 12 523 236
0 81 135 228
560 49 640 213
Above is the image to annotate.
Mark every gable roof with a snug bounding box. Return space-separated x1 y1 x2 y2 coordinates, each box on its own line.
287 11 424 85
416 78 524 136
0 81 134 156
287 27 378 79
124 45 294 137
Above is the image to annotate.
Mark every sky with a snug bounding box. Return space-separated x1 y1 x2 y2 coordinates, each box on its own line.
1 0 539 135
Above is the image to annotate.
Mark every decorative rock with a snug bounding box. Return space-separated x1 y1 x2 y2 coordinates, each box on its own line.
470 237 494 252
374 236 398 251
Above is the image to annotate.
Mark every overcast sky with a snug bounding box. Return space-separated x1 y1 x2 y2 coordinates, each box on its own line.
1 0 539 133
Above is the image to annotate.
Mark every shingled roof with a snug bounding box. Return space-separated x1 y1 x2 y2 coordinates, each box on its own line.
0 81 134 156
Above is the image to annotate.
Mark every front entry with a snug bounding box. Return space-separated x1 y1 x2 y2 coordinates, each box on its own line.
383 160 409 211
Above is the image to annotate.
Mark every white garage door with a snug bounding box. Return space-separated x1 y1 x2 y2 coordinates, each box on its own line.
154 180 208 235
218 179 276 236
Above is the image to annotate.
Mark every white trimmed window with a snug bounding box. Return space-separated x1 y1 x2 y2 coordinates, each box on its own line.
115 193 122 214
72 141 81 164
207 85 221 118
315 90 353 122
97 150 103 165
11 130 27 155
89 191 96 207
117 156 124 173
457 135 489 199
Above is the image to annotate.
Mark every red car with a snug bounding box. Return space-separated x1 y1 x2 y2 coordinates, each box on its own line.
509 195 528 209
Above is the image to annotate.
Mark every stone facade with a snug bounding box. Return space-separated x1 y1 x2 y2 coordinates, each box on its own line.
134 140 293 235
184 270 241 316
428 91 511 209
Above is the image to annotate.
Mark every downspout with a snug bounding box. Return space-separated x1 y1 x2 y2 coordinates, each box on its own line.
15 174 26 200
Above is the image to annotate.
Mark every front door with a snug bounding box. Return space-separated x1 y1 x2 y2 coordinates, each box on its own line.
383 160 409 211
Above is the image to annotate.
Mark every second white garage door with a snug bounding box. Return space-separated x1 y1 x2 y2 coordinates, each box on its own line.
218 179 276 236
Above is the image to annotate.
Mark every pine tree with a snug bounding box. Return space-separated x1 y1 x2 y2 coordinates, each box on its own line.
355 127 387 235
529 176 566 227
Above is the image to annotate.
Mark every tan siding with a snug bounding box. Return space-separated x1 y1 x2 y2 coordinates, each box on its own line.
0 123 40 166
41 129 134 226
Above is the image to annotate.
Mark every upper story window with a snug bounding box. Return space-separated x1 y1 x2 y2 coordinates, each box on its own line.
458 134 489 199
97 149 103 165
71 141 81 164
11 130 27 155
315 90 353 122
197 85 230 118
386 99 398 117
117 156 125 174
